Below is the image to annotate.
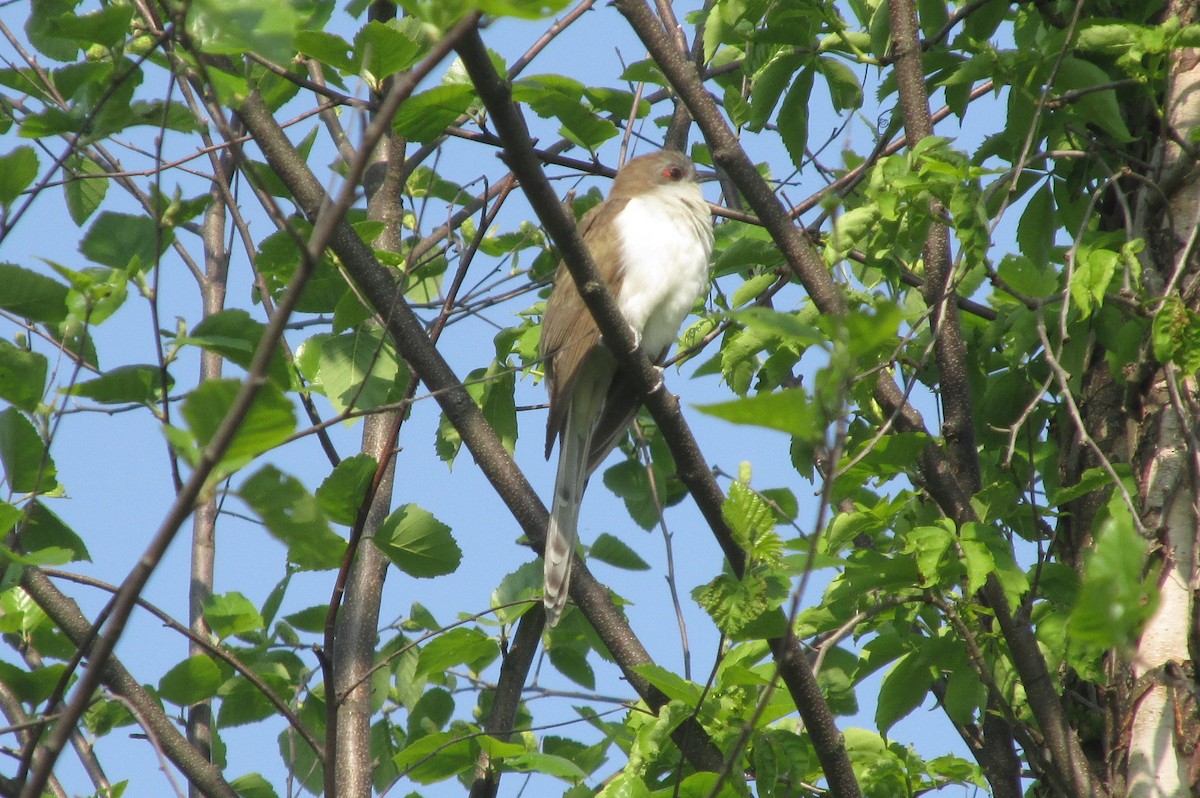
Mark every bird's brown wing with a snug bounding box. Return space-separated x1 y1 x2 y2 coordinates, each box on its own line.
542 197 629 458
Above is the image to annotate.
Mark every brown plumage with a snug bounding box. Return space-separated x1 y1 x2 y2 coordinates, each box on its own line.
540 150 713 625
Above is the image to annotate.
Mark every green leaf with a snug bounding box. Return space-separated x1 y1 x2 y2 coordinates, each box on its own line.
374 503 461 578
393 84 475 143
817 56 862 111
1017 182 1055 266
50 4 133 47
722 481 782 563
354 19 426 84
0 146 38 206
1054 57 1133 142
315 454 377 525
0 661 68 704
203 591 266 640
184 309 292 389
875 649 933 733
547 645 595 689
393 728 477 784
188 0 304 64
1069 245 1117 318
733 307 823 346
691 567 788 637
296 325 407 415
777 68 814 169
1151 296 1200 373
416 627 499 677
996 253 1058 299
239 465 347 570
601 460 661 531
27 0 80 60
475 0 572 19
697 389 822 441
159 655 224 706
295 30 354 73
589 533 650 571
1068 513 1157 650
0 340 46 411
66 364 170 405
177 379 296 474
19 500 90 562
513 74 617 149
490 560 541 623
407 687 454 740
230 773 281 798
0 407 58 495
0 263 69 324
631 663 703 705
80 211 168 272
497 751 588 782
902 523 954 587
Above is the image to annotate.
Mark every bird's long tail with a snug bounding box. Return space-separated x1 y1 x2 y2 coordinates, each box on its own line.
544 388 602 626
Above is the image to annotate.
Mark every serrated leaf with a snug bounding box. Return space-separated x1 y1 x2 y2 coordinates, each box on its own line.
0 407 57 494
0 340 46 411
354 19 426 84
19 500 90 562
0 146 38 206
548 645 595 689
817 56 862 111
393 729 477 784
1068 513 1156 649
491 560 541 622
188 0 303 64
0 263 69 324
1054 57 1132 142
184 309 292 389
691 567 788 636
315 454 377 525
416 628 498 678
875 649 933 733
589 533 650 570
374 503 461 577
499 751 588 782
80 211 168 272
159 655 224 706
393 84 475 143
239 465 346 570
777 68 813 169
177 379 296 474
229 773 280 798
204 591 265 639
722 481 781 562
295 30 354 72
697 389 821 442
296 325 406 415
66 364 170 405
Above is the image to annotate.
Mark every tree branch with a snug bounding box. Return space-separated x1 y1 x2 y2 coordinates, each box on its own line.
453 22 859 796
19 569 241 798
231 15 725 776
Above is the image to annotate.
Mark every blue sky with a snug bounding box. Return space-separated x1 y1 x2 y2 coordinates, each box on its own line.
0 1 998 794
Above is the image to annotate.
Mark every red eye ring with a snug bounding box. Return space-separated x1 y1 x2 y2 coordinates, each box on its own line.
662 165 685 180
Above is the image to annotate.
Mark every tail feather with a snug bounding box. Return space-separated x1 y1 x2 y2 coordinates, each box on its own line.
544 380 606 626
544 423 588 625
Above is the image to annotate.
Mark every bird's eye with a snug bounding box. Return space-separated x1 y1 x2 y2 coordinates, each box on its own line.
662 165 685 181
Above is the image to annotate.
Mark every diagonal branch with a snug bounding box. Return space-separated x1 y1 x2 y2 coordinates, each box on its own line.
230 17 724 776
453 25 861 798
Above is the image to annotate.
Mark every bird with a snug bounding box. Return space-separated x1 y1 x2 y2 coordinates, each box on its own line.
540 150 714 626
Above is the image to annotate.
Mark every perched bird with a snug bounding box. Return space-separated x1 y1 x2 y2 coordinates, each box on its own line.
540 150 714 626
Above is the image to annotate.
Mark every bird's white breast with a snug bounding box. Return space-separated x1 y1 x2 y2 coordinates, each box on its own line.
612 188 713 357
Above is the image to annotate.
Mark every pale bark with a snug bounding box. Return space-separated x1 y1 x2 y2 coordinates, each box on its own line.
1126 30 1200 798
